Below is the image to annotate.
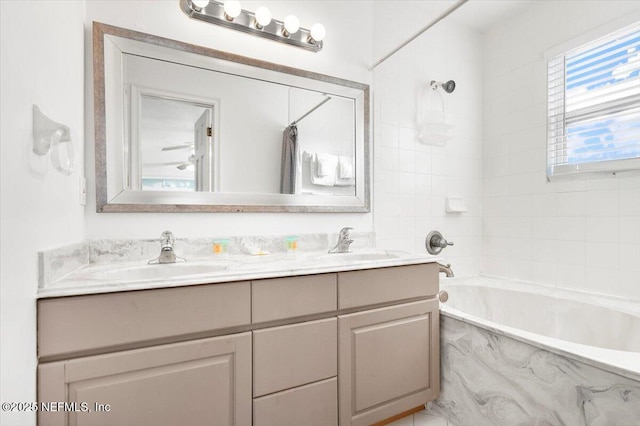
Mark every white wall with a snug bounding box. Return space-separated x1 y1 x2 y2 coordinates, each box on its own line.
0 1 86 425
482 1 640 299
372 4 484 277
85 0 374 240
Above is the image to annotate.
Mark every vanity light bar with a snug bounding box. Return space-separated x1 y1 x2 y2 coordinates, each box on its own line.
180 0 324 53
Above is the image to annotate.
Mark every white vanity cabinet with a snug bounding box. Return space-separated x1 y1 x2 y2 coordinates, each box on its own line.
251 274 339 426
37 263 439 426
38 333 252 426
337 264 440 426
37 282 253 426
338 300 439 426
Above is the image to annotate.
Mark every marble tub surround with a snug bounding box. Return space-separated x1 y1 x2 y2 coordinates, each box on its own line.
440 277 640 381
428 316 640 426
37 232 437 298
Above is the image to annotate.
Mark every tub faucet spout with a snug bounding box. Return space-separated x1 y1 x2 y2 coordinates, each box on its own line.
438 262 454 277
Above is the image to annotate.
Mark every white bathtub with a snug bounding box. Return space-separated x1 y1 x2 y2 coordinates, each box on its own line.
440 275 640 381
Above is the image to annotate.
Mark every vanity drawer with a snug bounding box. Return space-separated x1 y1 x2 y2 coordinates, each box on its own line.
253 377 338 426
38 282 251 359
338 263 438 309
253 318 337 397
252 273 336 323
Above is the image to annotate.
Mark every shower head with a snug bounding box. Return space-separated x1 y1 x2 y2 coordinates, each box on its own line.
430 80 456 93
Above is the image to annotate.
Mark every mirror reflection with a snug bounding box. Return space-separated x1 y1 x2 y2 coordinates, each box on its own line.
126 53 356 196
95 22 369 212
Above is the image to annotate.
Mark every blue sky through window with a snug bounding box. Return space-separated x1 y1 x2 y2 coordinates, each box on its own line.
564 28 639 164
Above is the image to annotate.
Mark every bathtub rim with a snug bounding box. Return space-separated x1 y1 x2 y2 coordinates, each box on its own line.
440 276 640 383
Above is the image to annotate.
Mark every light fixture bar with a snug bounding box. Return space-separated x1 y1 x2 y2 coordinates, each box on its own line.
180 0 323 52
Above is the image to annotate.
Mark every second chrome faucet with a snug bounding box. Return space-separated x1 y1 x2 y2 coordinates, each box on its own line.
329 227 353 253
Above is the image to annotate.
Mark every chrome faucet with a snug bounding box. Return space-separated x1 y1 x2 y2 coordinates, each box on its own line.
438 263 454 277
148 231 186 264
329 227 353 254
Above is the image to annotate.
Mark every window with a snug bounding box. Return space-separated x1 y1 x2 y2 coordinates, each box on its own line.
547 22 640 179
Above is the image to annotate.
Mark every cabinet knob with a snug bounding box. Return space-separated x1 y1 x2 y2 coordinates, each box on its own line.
438 290 449 303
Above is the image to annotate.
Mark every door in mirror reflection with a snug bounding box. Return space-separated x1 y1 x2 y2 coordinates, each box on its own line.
139 95 215 192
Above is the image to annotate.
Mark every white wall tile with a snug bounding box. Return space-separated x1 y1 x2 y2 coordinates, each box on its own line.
557 240 586 266
508 258 533 282
555 217 586 241
586 217 619 243
398 127 417 150
481 0 640 300
531 217 558 240
380 146 399 171
586 242 618 267
585 190 618 217
397 172 416 195
619 216 640 244
556 263 586 291
380 123 399 148
585 267 619 295
398 149 416 173
556 192 586 216
376 0 639 292
532 239 558 263
619 188 640 216
532 261 557 286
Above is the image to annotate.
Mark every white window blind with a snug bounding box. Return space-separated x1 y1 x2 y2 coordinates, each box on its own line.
547 22 640 178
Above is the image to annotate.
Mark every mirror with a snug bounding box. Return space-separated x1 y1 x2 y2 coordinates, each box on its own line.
93 22 370 212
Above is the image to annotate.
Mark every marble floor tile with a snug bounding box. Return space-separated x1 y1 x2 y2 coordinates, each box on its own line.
387 415 414 426
414 410 449 426
387 410 449 426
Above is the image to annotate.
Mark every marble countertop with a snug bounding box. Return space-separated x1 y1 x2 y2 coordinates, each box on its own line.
37 249 439 298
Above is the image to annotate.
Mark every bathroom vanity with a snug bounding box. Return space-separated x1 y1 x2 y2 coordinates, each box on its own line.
37 256 439 426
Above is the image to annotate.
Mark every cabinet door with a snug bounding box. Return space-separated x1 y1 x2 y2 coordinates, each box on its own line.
338 300 439 426
253 318 337 397
253 378 338 426
38 333 251 426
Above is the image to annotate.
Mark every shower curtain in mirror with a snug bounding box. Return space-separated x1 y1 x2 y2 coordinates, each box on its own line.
280 125 298 194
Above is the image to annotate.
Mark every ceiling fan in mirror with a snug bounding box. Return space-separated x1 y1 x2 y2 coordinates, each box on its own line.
144 142 196 170
160 142 194 152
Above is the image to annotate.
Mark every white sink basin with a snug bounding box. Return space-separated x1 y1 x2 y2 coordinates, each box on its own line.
332 252 401 261
305 251 404 263
82 262 233 282
62 250 415 286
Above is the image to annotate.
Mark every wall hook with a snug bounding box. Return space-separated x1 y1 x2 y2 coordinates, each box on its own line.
33 105 75 175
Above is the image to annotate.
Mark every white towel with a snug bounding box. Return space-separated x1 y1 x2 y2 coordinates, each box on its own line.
338 156 354 179
316 153 338 177
310 153 337 186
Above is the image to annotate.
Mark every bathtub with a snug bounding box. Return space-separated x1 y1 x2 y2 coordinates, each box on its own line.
430 275 640 426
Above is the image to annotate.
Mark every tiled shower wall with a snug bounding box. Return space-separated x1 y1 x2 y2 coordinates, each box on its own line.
373 20 484 277
482 1 640 299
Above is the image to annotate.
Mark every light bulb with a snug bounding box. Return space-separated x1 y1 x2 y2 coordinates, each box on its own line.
310 23 325 42
223 0 242 20
191 0 209 8
255 7 272 29
283 15 300 36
